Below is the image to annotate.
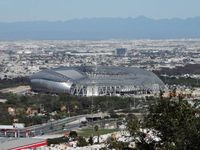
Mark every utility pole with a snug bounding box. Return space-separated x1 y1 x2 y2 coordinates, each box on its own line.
91 85 94 136
68 105 70 117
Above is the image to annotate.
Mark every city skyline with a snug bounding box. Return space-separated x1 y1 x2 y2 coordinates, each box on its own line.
0 0 200 22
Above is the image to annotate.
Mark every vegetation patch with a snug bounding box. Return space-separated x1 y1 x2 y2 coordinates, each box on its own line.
78 128 118 138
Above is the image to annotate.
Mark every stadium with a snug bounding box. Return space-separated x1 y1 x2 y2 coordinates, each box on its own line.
30 66 164 96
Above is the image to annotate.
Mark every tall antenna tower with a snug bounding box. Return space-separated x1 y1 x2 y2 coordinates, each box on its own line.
91 54 97 134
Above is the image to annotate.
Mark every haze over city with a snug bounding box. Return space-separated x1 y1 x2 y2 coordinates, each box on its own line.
1 1 200 150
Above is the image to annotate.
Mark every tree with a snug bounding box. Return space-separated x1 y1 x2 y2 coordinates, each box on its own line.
126 114 140 136
145 99 200 150
69 131 78 140
124 98 200 150
159 90 164 100
125 114 156 150
77 136 88 147
88 136 93 145
94 125 100 143
106 137 128 150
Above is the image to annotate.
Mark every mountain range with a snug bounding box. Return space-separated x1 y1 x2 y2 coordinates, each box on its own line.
0 16 200 40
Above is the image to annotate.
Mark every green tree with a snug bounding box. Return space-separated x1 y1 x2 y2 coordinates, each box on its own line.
94 125 100 143
159 90 164 100
69 131 78 140
77 136 88 147
145 99 200 150
126 114 140 136
88 136 93 145
106 137 128 150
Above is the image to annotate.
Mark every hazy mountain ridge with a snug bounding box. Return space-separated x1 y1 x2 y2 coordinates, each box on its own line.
0 17 200 40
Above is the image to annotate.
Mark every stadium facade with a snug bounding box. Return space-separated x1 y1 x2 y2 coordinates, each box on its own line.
30 66 164 96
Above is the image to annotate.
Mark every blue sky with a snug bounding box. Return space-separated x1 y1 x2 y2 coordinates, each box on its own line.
0 0 200 22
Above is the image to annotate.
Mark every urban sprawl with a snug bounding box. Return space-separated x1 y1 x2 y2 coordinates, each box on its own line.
1 39 200 149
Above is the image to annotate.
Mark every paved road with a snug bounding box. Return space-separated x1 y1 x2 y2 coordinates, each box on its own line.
25 115 87 136
0 113 109 137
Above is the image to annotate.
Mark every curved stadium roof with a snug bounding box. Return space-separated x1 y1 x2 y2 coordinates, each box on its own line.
30 66 164 95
